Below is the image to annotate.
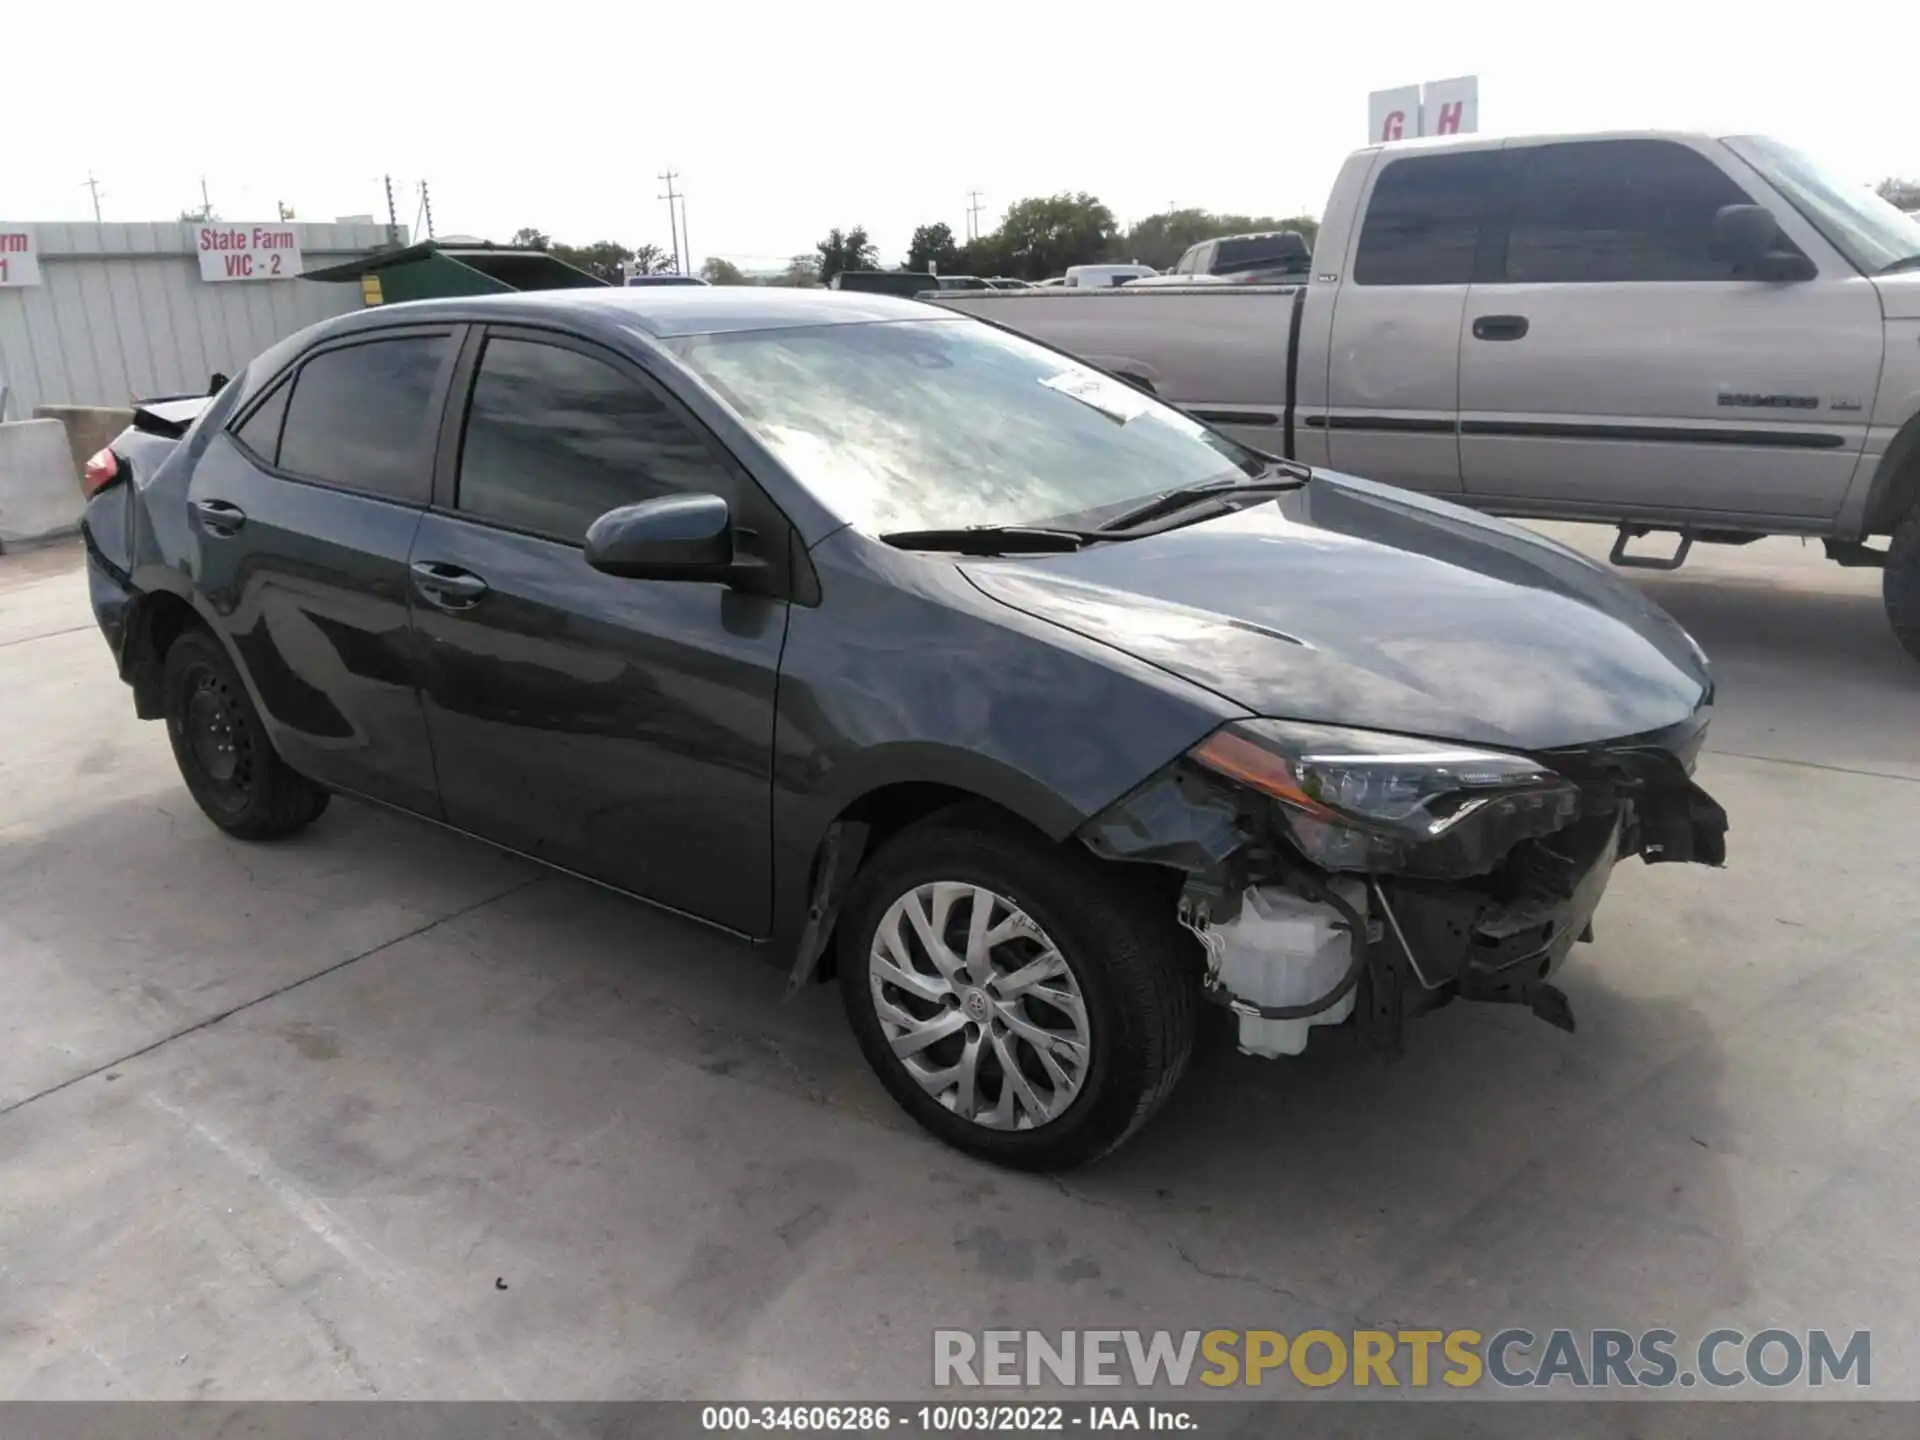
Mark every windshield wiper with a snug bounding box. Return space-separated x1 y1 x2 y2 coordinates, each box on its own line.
1093 464 1310 533
1879 254 1920 275
879 525 1096 555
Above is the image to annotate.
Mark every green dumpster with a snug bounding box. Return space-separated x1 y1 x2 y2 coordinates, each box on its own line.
301 240 607 306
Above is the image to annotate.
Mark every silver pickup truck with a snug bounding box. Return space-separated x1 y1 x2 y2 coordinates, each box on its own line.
935 129 1920 661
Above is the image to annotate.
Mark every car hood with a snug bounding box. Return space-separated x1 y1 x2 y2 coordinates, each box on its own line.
960 472 1713 753
1872 270 1920 320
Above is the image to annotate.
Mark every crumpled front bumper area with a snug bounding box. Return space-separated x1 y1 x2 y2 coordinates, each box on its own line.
1079 740 1728 1054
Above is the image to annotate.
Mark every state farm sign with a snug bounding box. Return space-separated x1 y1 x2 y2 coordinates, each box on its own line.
0 226 41 286
197 225 303 282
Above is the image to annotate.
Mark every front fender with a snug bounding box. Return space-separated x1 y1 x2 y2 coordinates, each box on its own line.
764 530 1243 957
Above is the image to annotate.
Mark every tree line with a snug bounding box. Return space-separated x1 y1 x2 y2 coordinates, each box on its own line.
511 174 1918 291
510 193 1320 289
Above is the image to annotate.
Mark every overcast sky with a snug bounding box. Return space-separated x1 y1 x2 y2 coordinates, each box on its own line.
9 1 1917 270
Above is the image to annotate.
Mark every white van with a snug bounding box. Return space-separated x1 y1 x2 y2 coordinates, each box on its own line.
1063 263 1157 289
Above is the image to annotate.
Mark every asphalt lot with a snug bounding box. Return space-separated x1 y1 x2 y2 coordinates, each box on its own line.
2 528 1917 1406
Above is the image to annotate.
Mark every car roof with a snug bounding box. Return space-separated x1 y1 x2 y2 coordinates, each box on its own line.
311 285 958 342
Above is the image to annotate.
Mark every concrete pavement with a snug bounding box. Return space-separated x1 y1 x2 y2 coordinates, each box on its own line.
1 530 1916 1404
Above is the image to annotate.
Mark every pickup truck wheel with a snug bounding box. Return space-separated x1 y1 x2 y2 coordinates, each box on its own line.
162 629 330 840
1887 508 1920 664
837 811 1196 1171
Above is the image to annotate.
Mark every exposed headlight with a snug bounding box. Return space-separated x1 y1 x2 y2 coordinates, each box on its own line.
1189 719 1581 875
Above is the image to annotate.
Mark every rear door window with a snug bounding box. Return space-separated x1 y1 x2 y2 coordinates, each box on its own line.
1353 150 1508 286
1502 139 1767 283
276 335 450 503
455 335 735 543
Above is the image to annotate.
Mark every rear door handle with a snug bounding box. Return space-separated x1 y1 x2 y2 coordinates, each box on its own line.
410 561 489 610
1471 314 1530 342
191 498 247 535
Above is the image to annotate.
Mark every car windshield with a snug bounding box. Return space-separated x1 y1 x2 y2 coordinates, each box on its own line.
1725 134 1920 274
668 318 1265 534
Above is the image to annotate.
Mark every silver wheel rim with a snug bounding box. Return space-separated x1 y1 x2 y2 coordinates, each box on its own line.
868 881 1091 1131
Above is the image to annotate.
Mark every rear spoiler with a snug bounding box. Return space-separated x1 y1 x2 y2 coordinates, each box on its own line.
130 372 229 439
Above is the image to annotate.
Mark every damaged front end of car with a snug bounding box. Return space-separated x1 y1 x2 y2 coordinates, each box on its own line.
1078 719 1728 1057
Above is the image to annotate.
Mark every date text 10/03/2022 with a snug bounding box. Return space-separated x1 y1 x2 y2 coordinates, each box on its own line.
702 1406 1195 1431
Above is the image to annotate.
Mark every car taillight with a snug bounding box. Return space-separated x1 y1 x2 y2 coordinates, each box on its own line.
82 448 122 497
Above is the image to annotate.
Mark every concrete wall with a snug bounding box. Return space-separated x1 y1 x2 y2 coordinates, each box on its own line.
34 404 134 485
0 221 405 421
0 418 81 548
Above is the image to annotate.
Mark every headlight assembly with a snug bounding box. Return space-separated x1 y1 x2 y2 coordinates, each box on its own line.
1189 719 1581 875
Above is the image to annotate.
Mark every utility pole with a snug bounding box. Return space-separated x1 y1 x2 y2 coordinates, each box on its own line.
200 176 213 219
82 172 104 222
659 170 682 274
966 190 984 242
678 190 691 277
383 174 398 237
277 200 289 222
418 180 436 240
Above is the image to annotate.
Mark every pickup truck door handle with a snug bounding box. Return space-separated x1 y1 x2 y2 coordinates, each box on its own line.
1471 315 1530 342
410 561 490 610
190 498 247 535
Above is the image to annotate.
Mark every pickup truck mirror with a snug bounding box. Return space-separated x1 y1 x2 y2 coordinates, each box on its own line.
1712 205 1779 265
1712 205 1814 282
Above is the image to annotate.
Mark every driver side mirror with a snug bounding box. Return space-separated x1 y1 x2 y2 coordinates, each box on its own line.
585 493 737 582
1712 205 1817 283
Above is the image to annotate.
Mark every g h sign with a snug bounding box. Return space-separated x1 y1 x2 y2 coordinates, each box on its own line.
1367 76 1479 142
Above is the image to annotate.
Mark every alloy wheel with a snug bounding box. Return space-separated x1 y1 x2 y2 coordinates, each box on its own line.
868 881 1091 1130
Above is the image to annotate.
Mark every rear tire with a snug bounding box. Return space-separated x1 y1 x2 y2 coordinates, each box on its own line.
161 628 330 840
837 809 1196 1171
1886 507 1920 664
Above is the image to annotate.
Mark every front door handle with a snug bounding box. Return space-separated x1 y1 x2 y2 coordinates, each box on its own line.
191 498 248 535
1471 314 1530 342
410 561 489 610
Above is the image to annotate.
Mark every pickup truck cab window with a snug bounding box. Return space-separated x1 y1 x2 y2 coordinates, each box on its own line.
1352 149 1506 286
1503 139 1768 284
454 335 733 543
276 336 450 503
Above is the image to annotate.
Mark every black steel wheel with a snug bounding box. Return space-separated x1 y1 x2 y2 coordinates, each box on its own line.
162 628 330 840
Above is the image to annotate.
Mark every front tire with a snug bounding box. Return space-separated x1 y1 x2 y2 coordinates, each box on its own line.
161 628 330 840
1886 507 1920 664
838 810 1196 1171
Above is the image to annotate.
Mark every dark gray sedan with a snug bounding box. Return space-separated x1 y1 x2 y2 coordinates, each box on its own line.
79 288 1725 1169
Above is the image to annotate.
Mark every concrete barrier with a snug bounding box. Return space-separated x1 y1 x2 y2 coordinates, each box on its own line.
34 405 135 491
0 419 84 550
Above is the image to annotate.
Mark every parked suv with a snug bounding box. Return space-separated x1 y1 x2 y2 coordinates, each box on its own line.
78 288 1726 1169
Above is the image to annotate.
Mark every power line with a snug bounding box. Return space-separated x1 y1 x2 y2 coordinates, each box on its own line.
659 171 683 274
